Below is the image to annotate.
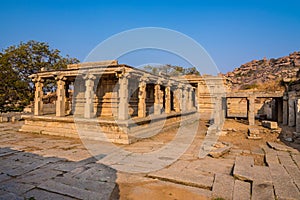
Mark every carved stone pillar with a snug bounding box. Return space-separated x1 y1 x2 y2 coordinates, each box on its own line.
174 85 182 112
283 93 288 125
182 85 188 112
84 74 96 119
296 99 300 133
154 82 162 115
288 92 296 127
214 96 222 129
248 96 255 126
118 75 129 120
56 76 67 117
33 77 44 116
165 84 171 114
187 86 193 110
138 77 147 118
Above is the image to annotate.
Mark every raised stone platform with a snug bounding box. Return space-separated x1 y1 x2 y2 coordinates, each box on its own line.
20 111 198 144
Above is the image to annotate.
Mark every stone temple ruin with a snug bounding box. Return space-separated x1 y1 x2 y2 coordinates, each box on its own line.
20 60 200 144
19 60 300 144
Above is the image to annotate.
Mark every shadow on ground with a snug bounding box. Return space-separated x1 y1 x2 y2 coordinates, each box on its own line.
0 147 119 200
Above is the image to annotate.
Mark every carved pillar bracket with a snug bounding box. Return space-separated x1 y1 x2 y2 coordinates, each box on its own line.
83 73 96 119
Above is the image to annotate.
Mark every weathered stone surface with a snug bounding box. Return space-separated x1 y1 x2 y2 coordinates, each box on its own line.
262 120 278 129
247 127 261 139
233 156 254 181
15 167 63 185
53 176 116 197
212 173 234 200
0 116 9 123
267 141 297 152
250 147 265 156
209 142 232 158
24 188 76 200
188 157 234 175
0 182 35 196
292 154 300 169
277 151 300 189
252 181 275 200
251 166 272 183
148 168 214 189
233 180 250 200
0 192 23 200
38 180 105 200
265 154 279 166
269 163 300 200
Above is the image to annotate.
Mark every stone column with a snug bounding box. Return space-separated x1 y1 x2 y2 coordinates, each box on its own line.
165 84 171 114
55 76 67 117
174 86 181 112
288 94 296 127
118 75 129 120
277 98 283 123
197 82 202 112
221 97 227 123
182 86 188 112
248 96 255 126
214 96 222 129
138 78 147 118
33 77 44 116
84 74 96 119
296 99 300 133
283 94 288 125
154 82 162 115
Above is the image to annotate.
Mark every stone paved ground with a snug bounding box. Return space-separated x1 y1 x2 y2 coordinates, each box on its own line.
0 121 300 200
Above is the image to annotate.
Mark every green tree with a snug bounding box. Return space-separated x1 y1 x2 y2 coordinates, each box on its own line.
0 40 79 112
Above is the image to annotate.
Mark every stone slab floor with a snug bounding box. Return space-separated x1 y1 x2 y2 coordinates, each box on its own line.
0 121 300 200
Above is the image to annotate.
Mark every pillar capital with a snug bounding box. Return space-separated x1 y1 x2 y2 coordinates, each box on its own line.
30 75 44 83
55 75 67 82
139 76 149 83
83 73 96 81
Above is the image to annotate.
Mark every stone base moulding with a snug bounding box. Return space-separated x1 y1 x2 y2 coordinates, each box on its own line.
20 111 198 144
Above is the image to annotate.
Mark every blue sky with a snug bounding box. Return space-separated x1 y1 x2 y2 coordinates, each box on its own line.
1 0 300 73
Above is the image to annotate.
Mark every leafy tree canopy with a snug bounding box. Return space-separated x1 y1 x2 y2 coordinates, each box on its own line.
142 64 200 76
0 40 79 112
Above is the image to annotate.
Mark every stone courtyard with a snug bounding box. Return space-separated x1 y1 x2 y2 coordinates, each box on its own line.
1 119 299 200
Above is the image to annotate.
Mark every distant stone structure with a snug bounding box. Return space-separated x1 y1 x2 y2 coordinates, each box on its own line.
284 78 300 134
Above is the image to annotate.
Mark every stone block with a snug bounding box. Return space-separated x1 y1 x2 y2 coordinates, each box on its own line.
252 181 274 200
38 180 102 199
0 116 9 122
247 127 261 139
212 173 234 200
267 141 296 152
262 120 278 129
269 164 300 199
209 142 232 158
233 180 250 200
233 156 254 181
148 168 214 190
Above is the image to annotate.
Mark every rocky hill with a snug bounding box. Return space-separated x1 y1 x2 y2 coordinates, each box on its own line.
225 51 300 91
